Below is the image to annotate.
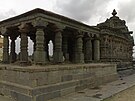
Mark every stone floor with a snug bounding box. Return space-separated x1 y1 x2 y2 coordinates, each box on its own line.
104 85 135 101
1 69 135 101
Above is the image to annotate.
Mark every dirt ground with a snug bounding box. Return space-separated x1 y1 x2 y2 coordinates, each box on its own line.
104 85 135 101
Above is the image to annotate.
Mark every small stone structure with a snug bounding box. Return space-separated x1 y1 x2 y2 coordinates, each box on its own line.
0 8 133 101
0 9 133 68
98 9 134 70
0 8 100 65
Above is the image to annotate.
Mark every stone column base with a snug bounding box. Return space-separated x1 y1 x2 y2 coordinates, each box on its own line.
10 53 17 63
64 53 69 62
53 51 63 63
74 53 84 63
34 51 47 65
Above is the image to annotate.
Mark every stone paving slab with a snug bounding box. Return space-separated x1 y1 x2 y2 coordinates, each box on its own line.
50 73 135 101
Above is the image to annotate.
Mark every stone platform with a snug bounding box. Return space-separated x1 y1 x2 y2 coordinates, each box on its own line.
0 63 118 101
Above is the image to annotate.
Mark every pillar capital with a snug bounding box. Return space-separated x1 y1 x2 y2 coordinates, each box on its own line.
19 23 30 34
85 33 92 41
94 34 100 40
2 29 10 37
74 30 83 38
54 23 65 33
1 27 8 35
33 17 48 28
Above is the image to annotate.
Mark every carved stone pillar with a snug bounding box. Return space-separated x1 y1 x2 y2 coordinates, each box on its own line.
62 35 69 62
3 34 9 63
10 37 17 63
84 37 92 63
53 29 63 63
34 27 47 64
44 35 49 62
20 30 28 63
74 34 84 63
30 36 36 52
94 36 100 61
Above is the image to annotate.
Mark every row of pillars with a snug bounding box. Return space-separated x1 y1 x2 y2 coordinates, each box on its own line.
2 26 100 65
74 35 100 63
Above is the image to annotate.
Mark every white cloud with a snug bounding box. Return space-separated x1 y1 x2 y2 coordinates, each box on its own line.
0 9 16 21
54 0 109 25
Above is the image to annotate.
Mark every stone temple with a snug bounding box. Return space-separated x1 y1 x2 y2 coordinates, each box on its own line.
0 8 133 101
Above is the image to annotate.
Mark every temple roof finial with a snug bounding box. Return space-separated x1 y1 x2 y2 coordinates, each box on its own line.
112 9 117 16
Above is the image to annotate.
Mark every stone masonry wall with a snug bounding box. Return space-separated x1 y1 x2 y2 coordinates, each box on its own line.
0 64 118 101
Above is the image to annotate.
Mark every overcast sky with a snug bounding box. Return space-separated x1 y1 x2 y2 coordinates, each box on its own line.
0 0 134 55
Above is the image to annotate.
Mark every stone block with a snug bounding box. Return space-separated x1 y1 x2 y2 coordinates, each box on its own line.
73 73 84 80
11 91 33 101
0 64 118 101
36 90 60 101
48 71 61 84
61 75 73 82
60 80 79 90
32 84 61 96
30 72 47 80
0 70 4 80
30 72 48 87
75 84 87 92
32 80 79 96
61 86 75 96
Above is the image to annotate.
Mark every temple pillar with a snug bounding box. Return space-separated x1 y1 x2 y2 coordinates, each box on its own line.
3 34 9 63
53 29 63 63
62 35 69 62
10 37 17 63
34 26 47 64
94 36 100 61
74 34 84 63
44 35 49 62
20 30 28 64
84 37 92 63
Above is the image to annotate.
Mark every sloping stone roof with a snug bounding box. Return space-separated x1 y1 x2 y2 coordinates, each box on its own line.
0 8 99 30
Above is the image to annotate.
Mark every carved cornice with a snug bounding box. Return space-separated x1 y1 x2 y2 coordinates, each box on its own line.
33 17 48 28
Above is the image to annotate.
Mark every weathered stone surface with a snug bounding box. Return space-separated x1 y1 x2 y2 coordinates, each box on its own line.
11 91 33 101
0 8 133 101
60 86 75 96
36 90 61 101
0 64 118 101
